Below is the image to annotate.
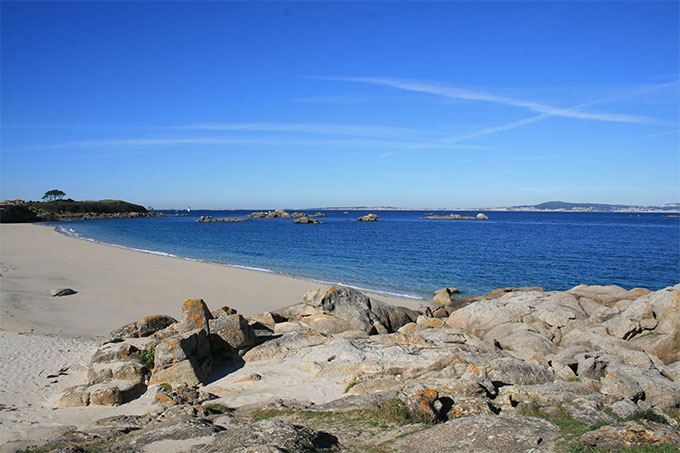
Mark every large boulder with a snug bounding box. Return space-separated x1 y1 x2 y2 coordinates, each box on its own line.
150 328 213 386
57 380 146 407
180 299 213 332
433 287 459 305
102 314 177 344
208 313 256 352
301 286 419 334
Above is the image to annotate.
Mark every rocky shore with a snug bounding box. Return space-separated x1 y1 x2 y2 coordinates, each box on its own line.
15 283 680 452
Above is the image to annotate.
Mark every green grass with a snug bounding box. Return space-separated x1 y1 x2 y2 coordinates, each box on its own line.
627 409 669 425
666 408 680 426
139 346 156 371
517 401 609 449
518 401 680 452
566 376 582 382
204 403 235 414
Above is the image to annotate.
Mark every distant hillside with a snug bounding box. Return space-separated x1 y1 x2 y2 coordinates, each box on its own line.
507 201 680 212
0 199 150 223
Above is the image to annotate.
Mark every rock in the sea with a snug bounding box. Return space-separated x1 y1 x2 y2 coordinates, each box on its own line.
49 288 77 297
421 213 478 220
302 285 419 334
476 213 489 220
356 213 378 222
196 216 250 222
248 209 293 219
294 216 322 224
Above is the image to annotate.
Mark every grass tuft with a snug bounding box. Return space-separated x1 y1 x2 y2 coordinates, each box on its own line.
139 346 156 371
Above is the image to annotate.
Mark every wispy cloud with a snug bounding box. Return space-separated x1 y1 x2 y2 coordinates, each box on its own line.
642 129 680 139
323 76 657 125
165 122 433 138
378 152 395 159
412 80 679 146
13 136 498 152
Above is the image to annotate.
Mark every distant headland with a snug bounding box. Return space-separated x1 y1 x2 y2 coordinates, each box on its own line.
0 198 170 223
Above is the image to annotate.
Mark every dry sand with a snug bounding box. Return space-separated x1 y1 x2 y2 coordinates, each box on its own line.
0 223 425 449
0 223 422 338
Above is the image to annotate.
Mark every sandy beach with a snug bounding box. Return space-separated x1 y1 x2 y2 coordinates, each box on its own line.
0 223 421 338
0 223 423 449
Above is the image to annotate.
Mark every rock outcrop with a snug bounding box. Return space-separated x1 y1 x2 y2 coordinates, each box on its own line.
196 216 250 222
248 209 293 219
433 286 459 305
294 216 323 224
356 213 378 222
421 213 486 220
59 301 254 407
49 284 680 452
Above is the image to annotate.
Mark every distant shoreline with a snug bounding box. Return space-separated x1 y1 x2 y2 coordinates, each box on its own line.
154 207 680 214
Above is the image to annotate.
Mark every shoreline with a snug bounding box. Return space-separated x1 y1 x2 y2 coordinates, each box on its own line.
53 224 425 301
0 223 425 339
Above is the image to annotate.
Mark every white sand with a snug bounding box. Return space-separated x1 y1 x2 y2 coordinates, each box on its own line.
0 223 425 449
0 223 422 338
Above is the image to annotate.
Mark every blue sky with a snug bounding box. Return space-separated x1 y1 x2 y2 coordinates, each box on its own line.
1 1 678 209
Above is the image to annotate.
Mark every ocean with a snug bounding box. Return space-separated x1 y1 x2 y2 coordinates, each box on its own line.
49 210 680 300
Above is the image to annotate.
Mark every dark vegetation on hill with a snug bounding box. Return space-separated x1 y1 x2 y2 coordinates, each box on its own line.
0 199 151 223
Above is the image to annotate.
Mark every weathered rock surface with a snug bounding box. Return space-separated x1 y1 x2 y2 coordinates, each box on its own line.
393 414 560 452
49 284 680 452
577 420 680 450
209 313 256 351
301 285 419 334
151 328 213 386
180 298 213 332
433 286 459 305
102 314 177 344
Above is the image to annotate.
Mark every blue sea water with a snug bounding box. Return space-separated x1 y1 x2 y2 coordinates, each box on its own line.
48 210 680 300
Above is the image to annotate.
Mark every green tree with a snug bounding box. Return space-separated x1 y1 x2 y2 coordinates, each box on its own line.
42 189 66 202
